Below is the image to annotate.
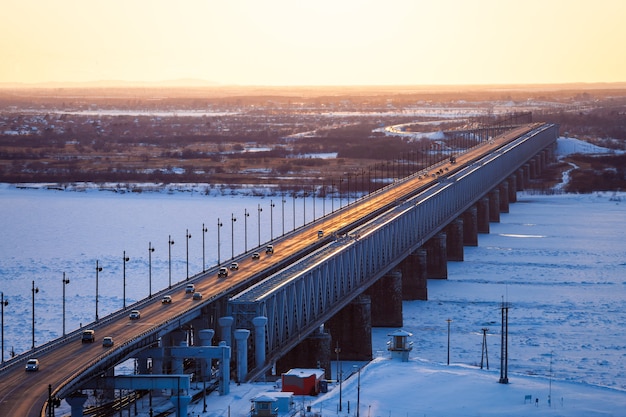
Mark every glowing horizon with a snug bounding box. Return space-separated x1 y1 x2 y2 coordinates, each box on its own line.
2 0 624 86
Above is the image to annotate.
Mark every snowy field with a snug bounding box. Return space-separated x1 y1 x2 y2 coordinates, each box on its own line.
1 137 625 416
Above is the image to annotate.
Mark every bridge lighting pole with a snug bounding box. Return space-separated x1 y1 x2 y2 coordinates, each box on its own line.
281 195 286 236
446 318 452 365
185 229 192 280
339 178 343 209
1 292 8 362
257 204 262 247
95 261 102 321
231 213 237 260
331 180 335 212
62 272 70 336
270 200 275 241
312 188 316 221
122 251 129 309
202 224 207 272
292 193 296 230
335 344 342 411
217 219 223 265
243 209 249 253
168 236 175 288
347 174 350 205
353 365 361 417
302 191 306 225
148 242 155 298
31 280 39 349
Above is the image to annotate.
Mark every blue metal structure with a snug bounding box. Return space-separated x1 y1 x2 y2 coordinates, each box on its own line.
229 123 559 377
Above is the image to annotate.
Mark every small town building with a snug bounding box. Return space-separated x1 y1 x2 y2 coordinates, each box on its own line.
387 329 413 362
281 368 325 396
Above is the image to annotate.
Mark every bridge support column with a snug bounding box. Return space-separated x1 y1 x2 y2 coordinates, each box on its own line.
462 206 478 246
477 197 490 233
234 329 250 383
499 182 510 213
162 329 186 375
522 164 531 186
425 232 447 279
276 327 331 379
327 295 372 361
218 316 234 346
488 189 500 223
529 159 537 179
65 392 88 417
170 395 191 417
369 270 403 327
400 249 428 300
198 329 215 378
445 218 464 261
516 168 525 191
253 316 268 371
507 175 518 203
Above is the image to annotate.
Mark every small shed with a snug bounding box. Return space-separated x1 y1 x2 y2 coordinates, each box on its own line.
387 329 413 362
281 368 325 396
250 394 278 417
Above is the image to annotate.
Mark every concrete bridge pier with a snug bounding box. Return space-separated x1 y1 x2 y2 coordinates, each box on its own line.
276 327 331 378
516 168 525 191
234 329 250 383
161 329 186 374
253 316 268 372
445 218 464 261
218 316 234 346
488 189 500 223
425 232 447 279
507 175 518 203
462 206 478 246
65 392 88 417
477 197 490 234
400 249 428 300
529 159 537 179
498 182 510 213
522 164 531 187
368 270 403 327
327 295 372 361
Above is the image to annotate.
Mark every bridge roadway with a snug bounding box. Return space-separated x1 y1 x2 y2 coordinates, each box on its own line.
0 123 542 417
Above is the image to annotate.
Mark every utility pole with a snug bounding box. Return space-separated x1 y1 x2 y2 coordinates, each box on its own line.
499 300 509 384
480 328 489 369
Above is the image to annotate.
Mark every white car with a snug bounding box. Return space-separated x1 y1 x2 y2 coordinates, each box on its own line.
185 284 195 294
129 309 141 320
230 262 239 270
161 295 172 304
102 336 114 347
25 358 39 371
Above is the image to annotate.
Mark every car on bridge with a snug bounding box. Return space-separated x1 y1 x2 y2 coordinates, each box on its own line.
81 329 95 343
192 292 203 300
161 295 172 304
185 284 195 294
25 358 39 371
102 337 114 347
252 252 260 259
129 310 141 320
265 245 274 254
218 267 228 277
230 262 239 270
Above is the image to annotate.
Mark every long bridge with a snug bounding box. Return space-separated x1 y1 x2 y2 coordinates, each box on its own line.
0 121 559 416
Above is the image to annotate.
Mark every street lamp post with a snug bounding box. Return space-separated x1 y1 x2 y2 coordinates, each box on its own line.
122 251 129 309
148 242 155 298
202 224 207 272
185 229 192 280
95 261 102 321
62 273 70 336
354 365 361 417
231 214 237 260
281 196 286 236
335 344 342 411
270 200 275 241
1 292 8 362
243 209 249 253
168 236 175 288
257 204 262 247
447 318 452 365
292 193 296 230
217 219 223 265
31 280 39 350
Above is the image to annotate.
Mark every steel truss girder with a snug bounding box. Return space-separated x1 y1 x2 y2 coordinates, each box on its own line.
229 124 558 368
